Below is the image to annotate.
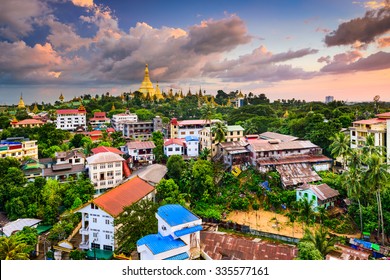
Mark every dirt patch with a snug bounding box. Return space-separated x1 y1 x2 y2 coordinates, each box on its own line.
225 209 361 239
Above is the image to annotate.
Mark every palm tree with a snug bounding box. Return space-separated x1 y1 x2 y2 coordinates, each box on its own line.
343 169 364 238
297 197 315 228
316 205 328 226
362 134 383 157
243 120 258 135
300 227 339 259
211 121 228 152
329 132 351 170
365 153 389 245
0 236 30 260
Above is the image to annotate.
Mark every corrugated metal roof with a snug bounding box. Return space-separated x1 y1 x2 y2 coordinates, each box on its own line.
138 164 167 185
257 154 332 166
2 218 41 237
276 163 322 187
163 252 189 260
174 225 203 237
92 176 155 217
250 139 318 152
137 233 186 254
300 183 339 201
157 204 200 226
126 141 155 150
259 132 298 142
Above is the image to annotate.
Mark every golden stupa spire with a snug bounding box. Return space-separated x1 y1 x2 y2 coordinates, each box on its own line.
18 93 26 109
59 93 64 102
139 64 156 98
154 82 164 100
32 103 39 114
111 103 116 111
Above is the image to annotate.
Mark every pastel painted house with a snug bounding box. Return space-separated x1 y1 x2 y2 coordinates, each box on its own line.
137 204 203 260
296 183 340 210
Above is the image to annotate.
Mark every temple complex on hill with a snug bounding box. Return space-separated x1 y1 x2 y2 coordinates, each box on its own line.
138 64 164 100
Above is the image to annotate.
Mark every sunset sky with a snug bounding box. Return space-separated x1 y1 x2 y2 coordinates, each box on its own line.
0 0 389 105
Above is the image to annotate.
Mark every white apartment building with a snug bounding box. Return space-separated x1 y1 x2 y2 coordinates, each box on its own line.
86 152 124 195
76 176 156 255
56 107 86 131
185 136 199 157
349 116 387 149
111 111 138 131
164 138 185 157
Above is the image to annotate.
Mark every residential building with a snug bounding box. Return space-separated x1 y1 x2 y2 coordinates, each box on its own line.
296 183 339 210
123 141 155 167
0 138 38 160
122 117 162 140
86 152 124 195
350 112 390 163
137 204 202 260
91 146 124 156
217 140 250 170
21 158 44 181
111 110 138 132
89 112 110 128
164 138 185 157
10 118 44 128
169 118 221 139
56 105 87 131
42 149 86 182
199 125 244 156
349 117 386 149
76 176 156 257
185 136 199 157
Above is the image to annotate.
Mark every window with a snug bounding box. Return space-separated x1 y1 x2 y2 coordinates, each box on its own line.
175 147 180 151
107 163 113 168
115 163 121 167
103 245 113 251
105 219 110 225
93 232 98 238
168 148 173 152
93 218 97 223
181 132 185 135
100 164 106 169
106 234 110 240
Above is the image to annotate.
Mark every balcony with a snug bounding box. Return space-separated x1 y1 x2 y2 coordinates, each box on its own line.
79 227 89 235
79 241 89 250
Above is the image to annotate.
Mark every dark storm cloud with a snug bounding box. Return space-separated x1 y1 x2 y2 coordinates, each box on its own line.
325 3 390 46
183 15 252 54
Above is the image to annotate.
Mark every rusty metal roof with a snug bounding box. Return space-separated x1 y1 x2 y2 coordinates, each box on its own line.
201 231 297 260
275 163 322 187
257 154 332 166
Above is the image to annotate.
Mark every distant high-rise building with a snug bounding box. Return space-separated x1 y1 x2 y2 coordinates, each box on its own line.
325 96 334 104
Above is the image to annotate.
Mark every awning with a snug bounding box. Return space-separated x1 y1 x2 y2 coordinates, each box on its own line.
86 249 113 260
163 252 189 260
174 225 203 237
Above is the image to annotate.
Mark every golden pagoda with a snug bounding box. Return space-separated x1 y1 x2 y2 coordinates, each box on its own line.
139 64 156 99
226 98 232 107
17 94 26 109
154 83 164 100
237 90 244 99
32 103 39 114
78 104 86 112
168 88 174 99
283 110 289 118
111 103 116 111
59 93 64 103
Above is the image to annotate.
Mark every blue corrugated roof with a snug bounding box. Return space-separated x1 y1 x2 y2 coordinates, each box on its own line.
137 233 186 255
158 204 200 226
163 252 189 260
174 225 203 237
185 136 199 141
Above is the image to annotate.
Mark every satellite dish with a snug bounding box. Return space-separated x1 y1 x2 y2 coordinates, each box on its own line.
374 95 380 102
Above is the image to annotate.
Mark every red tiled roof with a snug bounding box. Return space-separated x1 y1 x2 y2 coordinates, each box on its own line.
376 112 390 118
91 146 124 155
126 141 155 149
93 177 154 217
353 118 386 125
93 112 107 118
15 119 44 125
106 128 115 133
164 138 185 147
89 130 102 136
57 109 85 114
